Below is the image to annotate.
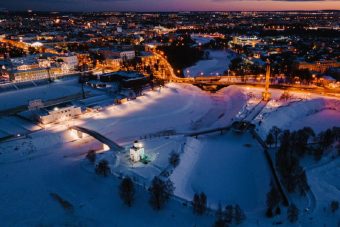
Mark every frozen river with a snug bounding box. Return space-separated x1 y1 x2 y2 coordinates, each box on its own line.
184 49 235 77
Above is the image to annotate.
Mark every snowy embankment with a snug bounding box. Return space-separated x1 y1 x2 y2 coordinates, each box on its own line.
76 83 250 141
74 83 214 142
257 97 340 137
305 158 340 226
171 132 271 213
183 50 234 77
210 85 248 127
190 85 248 130
170 137 202 199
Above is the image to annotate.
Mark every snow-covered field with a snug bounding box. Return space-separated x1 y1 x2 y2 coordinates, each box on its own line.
0 134 213 226
171 133 271 212
0 83 250 226
72 84 247 142
247 87 340 136
0 82 339 226
183 50 234 77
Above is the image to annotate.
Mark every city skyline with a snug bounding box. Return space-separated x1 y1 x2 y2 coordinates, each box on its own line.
0 6 339 227
1 0 340 12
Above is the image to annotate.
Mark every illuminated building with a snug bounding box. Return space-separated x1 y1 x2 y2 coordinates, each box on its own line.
232 36 261 47
295 60 340 73
129 140 145 162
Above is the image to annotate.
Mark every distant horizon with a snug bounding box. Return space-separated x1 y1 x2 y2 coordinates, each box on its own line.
1 0 339 12
2 9 340 13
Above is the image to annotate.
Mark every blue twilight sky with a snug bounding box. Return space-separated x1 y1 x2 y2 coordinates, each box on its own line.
0 0 339 11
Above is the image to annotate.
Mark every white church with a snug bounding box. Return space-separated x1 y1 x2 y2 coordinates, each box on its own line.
129 140 145 162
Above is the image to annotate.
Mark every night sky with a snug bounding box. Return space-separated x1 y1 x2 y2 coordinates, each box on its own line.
0 0 339 11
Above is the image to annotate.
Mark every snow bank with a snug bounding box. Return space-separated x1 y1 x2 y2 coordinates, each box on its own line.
258 98 340 136
170 137 202 200
210 85 248 128
305 158 340 227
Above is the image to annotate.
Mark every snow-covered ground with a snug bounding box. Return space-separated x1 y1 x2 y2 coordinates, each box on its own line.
0 82 339 226
304 157 340 227
113 136 186 186
248 88 340 136
171 133 271 212
0 133 213 226
0 116 42 139
0 83 250 226
183 50 234 77
71 84 248 142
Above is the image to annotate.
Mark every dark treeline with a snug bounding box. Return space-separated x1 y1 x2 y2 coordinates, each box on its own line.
266 126 339 196
157 35 203 76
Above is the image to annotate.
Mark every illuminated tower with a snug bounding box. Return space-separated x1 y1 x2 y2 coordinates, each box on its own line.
262 60 271 101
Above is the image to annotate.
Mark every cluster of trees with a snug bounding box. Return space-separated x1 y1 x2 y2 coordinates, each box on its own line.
267 126 339 195
119 177 135 207
192 192 207 215
268 126 339 160
115 175 340 224
87 152 253 225
86 150 96 163
275 128 312 194
229 57 265 76
330 200 339 213
265 183 282 218
318 127 339 152
86 150 111 177
168 151 180 168
214 204 246 226
148 176 174 210
88 152 175 210
158 39 203 76
265 126 281 148
66 43 90 52
287 203 299 223
0 44 26 58
95 160 111 177
266 187 299 224
86 150 175 210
